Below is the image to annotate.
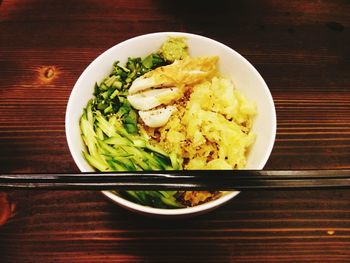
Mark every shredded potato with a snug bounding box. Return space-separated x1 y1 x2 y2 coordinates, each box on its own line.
144 76 256 171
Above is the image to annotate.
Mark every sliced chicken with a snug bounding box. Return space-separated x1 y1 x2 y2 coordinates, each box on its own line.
127 87 180 111
139 106 177 128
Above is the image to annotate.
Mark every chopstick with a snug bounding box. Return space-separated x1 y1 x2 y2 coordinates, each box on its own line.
1 169 350 190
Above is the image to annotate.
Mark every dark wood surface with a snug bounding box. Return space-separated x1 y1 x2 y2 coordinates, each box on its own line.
0 0 349 262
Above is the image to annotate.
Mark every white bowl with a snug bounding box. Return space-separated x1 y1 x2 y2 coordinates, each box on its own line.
65 32 276 217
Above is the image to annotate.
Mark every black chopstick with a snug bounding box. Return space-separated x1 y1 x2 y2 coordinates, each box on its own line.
1 169 350 190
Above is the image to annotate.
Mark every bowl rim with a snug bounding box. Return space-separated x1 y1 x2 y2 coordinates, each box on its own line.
65 31 276 216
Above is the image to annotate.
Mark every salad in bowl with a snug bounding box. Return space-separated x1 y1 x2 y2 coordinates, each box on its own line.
66 32 276 216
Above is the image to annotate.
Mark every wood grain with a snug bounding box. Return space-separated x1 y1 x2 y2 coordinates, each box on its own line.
0 0 349 262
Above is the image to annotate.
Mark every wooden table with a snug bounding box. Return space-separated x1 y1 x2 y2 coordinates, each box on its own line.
0 0 349 262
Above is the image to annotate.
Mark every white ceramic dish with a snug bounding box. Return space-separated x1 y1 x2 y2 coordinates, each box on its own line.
65 32 276 217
